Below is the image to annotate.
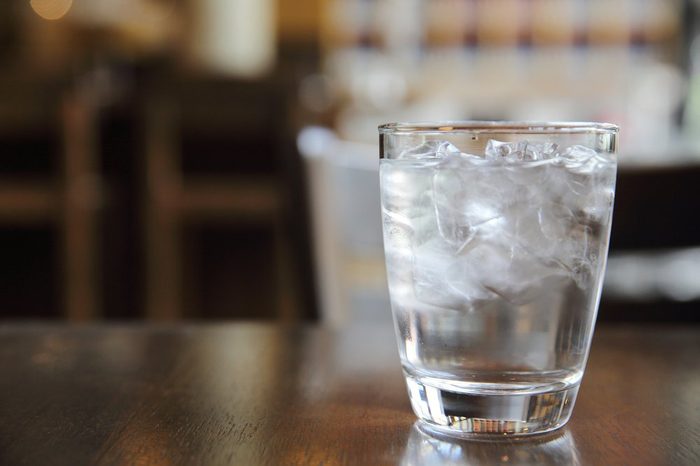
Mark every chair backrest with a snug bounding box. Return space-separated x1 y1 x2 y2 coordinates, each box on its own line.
298 127 392 327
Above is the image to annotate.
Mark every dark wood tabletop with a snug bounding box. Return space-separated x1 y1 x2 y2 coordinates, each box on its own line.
0 323 697 466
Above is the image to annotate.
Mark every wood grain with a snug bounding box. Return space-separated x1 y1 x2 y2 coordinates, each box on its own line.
0 324 697 466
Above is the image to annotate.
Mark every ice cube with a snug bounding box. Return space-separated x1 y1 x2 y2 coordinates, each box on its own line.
380 161 435 219
519 196 604 289
413 208 571 308
485 140 528 161
486 139 560 162
579 184 615 225
457 241 570 305
436 141 462 158
558 145 614 175
403 211 440 247
579 159 617 223
501 161 550 195
545 145 617 225
507 172 595 270
511 203 567 258
535 141 560 158
432 155 503 251
558 223 595 288
412 239 493 310
382 218 415 288
397 140 440 160
521 141 560 162
398 140 461 160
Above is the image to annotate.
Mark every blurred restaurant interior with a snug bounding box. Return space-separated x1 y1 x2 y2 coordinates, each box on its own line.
1 0 699 324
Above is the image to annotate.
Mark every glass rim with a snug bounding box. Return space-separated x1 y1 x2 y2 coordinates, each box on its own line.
378 121 619 135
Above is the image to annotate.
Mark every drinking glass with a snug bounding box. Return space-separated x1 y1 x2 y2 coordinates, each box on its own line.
379 121 618 437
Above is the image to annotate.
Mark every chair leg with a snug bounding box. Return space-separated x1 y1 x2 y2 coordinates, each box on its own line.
61 92 100 321
143 100 182 321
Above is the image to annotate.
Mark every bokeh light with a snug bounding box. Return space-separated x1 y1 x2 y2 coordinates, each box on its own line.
30 0 73 21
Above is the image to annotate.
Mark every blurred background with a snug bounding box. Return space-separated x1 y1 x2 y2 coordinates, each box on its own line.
1 0 699 323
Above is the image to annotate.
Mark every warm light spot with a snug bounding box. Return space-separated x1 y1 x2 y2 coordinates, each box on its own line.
30 0 73 21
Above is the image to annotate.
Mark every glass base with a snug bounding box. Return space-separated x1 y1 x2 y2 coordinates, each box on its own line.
405 373 579 438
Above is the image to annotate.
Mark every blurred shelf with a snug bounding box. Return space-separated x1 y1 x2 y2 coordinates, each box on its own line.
322 0 681 49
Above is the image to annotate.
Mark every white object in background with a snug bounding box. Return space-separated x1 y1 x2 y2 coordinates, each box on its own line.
298 127 390 327
624 62 686 157
685 34 700 141
190 0 276 77
605 248 700 302
373 0 423 57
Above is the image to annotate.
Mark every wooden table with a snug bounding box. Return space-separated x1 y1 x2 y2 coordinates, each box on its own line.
0 324 697 466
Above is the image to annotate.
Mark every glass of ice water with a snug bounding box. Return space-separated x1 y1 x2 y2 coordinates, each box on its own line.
379 121 618 438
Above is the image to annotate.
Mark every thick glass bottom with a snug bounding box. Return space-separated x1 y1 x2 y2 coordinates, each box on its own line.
405 372 579 438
